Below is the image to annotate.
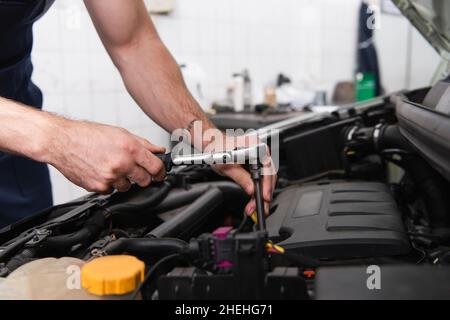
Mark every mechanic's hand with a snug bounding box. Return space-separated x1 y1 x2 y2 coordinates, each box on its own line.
205 133 277 216
44 119 166 193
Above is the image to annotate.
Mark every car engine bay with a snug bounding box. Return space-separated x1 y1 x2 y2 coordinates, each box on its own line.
1 77 450 300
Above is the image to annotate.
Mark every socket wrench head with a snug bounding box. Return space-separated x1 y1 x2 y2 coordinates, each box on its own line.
172 143 267 166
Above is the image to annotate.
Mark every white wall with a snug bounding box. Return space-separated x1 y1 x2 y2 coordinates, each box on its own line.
31 0 439 205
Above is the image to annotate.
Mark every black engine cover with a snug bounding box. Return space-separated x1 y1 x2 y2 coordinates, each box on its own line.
267 181 410 259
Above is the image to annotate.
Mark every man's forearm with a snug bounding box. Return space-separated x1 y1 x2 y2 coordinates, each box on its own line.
112 33 216 150
0 97 56 161
84 0 217 150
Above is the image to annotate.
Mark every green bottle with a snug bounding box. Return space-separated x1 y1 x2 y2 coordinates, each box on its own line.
355 72 376 102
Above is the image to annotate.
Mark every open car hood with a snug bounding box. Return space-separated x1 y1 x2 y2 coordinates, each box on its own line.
392 0 450 59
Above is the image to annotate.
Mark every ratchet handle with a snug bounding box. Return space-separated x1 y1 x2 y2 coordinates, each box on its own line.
155 153 173 172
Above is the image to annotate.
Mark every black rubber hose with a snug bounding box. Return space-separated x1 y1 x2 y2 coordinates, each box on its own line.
106 181 172 214
377 125 415 153
4 248 37 274
147 187 224 238
44 211 105 248
45 229 91 248
103 238 187 256
0 232 36 263
151 181 244 214
379 125 450 229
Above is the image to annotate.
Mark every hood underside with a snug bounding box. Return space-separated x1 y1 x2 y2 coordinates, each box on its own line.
392 0 450 59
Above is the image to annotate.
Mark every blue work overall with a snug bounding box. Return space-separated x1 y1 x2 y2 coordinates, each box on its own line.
0 0 55 228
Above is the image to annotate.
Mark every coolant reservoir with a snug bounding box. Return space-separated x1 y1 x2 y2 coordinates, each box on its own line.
0 257 102 300
0 255 145 300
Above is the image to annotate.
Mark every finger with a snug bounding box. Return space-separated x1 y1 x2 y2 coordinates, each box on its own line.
264 201 270 216
244 199 270 217
262 146 277 202
136 149 166 182
96 184 114 195
134 136 166 154
113 178 132 192
262 173 273 202
222 165 254 196
245 198 256 216
272 173 277 192
261 144 273 168
128 165 152 187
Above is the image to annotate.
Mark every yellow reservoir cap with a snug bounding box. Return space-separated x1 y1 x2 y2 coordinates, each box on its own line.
81 255 145 296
